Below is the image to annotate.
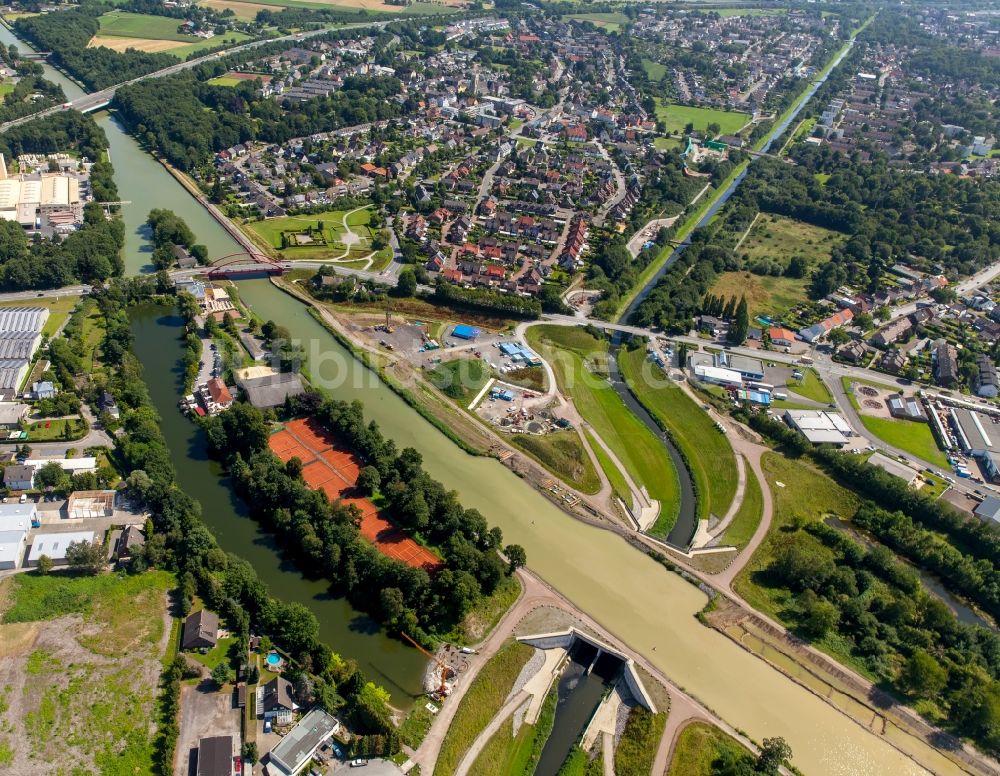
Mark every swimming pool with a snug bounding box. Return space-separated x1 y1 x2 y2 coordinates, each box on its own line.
266 651 282 667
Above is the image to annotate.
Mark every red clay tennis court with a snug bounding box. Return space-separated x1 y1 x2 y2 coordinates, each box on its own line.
269 417 442 572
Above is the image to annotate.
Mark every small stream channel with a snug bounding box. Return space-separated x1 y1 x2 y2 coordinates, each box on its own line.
608 341 698 548
534 641 622 776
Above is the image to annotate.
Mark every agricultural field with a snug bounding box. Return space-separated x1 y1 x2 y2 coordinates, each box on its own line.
89 11 252 57
526 326 681 528
654 99 748 135
711 215 846 318
563 11 630 31
244 207 376 262
717 7 788 16
618 346 738 520
0 570 175 775
221 0 461 12
207 71 269 87
200 0 282 20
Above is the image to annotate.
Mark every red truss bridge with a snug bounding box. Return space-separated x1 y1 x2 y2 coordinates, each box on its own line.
206 252 287 280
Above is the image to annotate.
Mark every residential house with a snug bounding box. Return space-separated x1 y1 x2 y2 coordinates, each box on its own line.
3 464 33 491
934 341 959 387
878 349 907 374
837 340 870 364
262 676 296 715
767 327 796 347
697 316 726 336
871 318 912 348
182 609 219 651
115 525 146 565
975 353 999 398
196 736 233 776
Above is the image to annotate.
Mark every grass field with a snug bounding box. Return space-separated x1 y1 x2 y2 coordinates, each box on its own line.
509 430 601 495
653 136 683 152
427 357 491 405
207 75 243 86
0 570 174 775
468 681 557 775
733 453 860 620
563 11 630 31
614 707 667 776
655 99 748 135
584 427 630 504
99 11 201 41
712 214 845 318
787 368 833 404
719 457 763 549
667 721 753 775
857 415 948 468
618 347 738 520
245 208 375 261
642 58 667 81
25 417 87 442
526 326 681 528
435 639 535 776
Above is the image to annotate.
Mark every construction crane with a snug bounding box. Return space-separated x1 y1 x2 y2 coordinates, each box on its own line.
400 632 453 697
384 296 394 334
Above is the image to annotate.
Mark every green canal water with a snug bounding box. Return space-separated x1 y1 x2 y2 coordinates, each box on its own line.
0 20 948 766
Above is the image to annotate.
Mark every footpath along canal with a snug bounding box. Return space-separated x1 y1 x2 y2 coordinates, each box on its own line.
4 19 965 771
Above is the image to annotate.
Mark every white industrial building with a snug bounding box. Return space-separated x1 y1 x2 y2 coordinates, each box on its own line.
0 169 84 230
27 530 96 566
783 409 853 446
0 529 27 569
693 364 743 389
25 456 97 474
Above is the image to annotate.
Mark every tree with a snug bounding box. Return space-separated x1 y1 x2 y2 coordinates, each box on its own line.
356 465 381 496
797 590 839 638
241 742 258 764
828 328 850 346
755 737 791 774
898 649 948 699
35 554 53 575
211 662 234 688
395 268 417 297
875 305 891 322
65 539 106 574
34 460 70 492
727 296 749 345
504 544 526 573
854 312 873 330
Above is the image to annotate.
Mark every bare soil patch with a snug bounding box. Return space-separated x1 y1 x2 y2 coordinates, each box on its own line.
88 34 189 53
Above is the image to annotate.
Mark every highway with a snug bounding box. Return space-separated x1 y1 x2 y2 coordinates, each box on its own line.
0 23 388 133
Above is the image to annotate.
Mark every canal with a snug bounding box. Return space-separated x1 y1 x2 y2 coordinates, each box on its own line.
0 22 961 773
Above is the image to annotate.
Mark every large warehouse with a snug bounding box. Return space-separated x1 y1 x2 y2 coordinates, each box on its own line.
0 306 48 398
784 409 853 446
0 172 84 230
949 407 1000 480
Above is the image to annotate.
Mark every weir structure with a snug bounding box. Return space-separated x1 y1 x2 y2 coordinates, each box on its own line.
517 627 657 713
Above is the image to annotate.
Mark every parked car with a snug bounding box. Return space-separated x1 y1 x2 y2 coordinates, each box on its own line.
350 760 367 768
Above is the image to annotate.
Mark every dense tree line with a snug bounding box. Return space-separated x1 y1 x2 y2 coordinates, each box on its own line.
0 72 65 124
113 71 403 171
203 396 525 644
14 7 178 91
68 278 402 740
781 517 1000 754
431 280 542 319
0 204 124 290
